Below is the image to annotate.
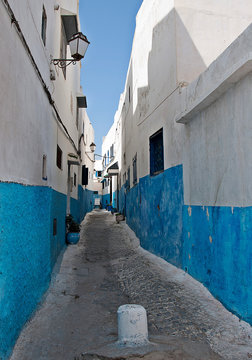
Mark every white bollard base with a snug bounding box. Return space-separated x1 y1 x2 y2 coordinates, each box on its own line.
117 304 149 347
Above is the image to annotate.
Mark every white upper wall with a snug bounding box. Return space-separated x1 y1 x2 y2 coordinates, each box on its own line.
0 0 93 197
175 0 252 83
130 0 252 119
176 23 252 207
105 0 252 202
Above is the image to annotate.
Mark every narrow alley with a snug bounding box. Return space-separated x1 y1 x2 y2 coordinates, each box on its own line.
10 211 252 360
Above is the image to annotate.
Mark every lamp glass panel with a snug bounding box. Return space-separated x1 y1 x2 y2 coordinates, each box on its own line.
69 37 78 57
78 39 89 58
90 144 96 152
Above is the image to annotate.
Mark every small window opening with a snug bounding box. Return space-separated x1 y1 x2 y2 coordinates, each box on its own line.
53 218 57 236
110 144 114 159
76 103 79 129
74 173 77 187
132 154 137 185
127 166 130 188
42 154 47 180
41 6 47 46
150 128 164 176
56 145 63 169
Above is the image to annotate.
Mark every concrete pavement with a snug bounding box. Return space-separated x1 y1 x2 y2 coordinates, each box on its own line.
10 210 252 359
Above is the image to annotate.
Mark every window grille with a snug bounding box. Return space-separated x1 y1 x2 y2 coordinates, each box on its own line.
150 128 164 176
56 145 63 170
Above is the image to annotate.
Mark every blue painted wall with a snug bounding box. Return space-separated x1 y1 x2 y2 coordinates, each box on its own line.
102 193 110 209
126 165 184 267
119 184 126 215
0 182 93 360
0 183 52 360
49 190 67 267
183 205 252 324
71 185 94 223
111 164 252 325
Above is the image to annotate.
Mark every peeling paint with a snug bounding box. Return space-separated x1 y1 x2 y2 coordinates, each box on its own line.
183 204 252 324
188 206 192 217
206 207 210 220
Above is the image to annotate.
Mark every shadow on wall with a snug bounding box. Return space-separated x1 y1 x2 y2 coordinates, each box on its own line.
135 9 207 126
120 8 206 267
119 6 252 325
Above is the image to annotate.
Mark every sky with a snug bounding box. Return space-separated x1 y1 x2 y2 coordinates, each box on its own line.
79 0 143 155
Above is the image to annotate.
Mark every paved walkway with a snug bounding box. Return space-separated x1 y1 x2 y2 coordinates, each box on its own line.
10 210 252 360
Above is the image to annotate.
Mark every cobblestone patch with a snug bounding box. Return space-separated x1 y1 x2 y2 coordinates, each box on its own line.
112 253 211 341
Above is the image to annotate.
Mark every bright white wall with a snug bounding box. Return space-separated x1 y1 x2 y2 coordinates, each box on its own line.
0 0 94 199
177 24 252 207
175 0 252 84
104 0 252 208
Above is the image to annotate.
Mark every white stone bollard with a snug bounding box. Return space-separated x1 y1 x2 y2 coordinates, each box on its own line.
117 304 149 346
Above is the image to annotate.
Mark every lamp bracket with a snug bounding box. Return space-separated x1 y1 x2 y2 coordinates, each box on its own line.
51 59 77 68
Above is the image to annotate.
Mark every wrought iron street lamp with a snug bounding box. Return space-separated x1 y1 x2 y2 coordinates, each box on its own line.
52 32 90 68
89 142 96 153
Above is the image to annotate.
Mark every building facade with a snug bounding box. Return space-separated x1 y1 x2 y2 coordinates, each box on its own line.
102 0 252 325
0 1 95 358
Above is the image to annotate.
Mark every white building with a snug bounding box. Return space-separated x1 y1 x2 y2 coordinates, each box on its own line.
102 0 252 325
101 100 123 210
0 1 95 358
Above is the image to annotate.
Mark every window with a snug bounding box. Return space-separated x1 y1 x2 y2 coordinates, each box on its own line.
110 144 114 159
107 150 110 164
42 154 47 180
74 173 76 187
127 166 130 188
60 21 67 78
97 171 102 177
56 145 63 169
76 103 79 129
150 128 164 176
53 218 57 236
41 6 47 46
132 154 137 185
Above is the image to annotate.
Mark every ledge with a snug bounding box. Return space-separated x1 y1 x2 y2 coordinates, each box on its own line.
175 52 252 124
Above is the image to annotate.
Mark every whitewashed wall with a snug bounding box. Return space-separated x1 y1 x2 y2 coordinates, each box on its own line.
0 0 93 199
116 0 252 185
175 24 252 207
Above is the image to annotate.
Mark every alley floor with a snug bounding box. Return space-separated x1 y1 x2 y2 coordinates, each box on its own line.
10 210 252 360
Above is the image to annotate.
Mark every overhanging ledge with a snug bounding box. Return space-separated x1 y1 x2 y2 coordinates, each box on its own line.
175 53 252 124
